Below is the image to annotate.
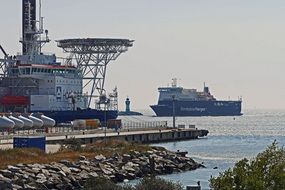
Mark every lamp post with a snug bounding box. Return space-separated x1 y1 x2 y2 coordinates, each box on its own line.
101 89 107 143
98 88 108 143
172 95 176 128
104 103 107 142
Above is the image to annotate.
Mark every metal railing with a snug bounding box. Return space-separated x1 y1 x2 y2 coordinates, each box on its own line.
122 121 167 130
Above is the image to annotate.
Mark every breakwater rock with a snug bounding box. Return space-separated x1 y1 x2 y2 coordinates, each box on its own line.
0 147 204 189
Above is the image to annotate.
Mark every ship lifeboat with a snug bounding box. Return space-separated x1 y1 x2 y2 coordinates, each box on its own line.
18 115 33 129
8 115 24 129
28 115 44 128
0 116 15 129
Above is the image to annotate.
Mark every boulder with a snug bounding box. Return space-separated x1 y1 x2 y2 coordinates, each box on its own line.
7 165 21 172
0 169 14 178
114 172 127 182
61 166 71 174
94 154 106 161
122 154 132 162
69 167 81 173
79 155 86 161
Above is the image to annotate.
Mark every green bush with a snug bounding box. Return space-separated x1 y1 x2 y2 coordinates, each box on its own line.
60 137 82 151
210 141 285 190
84 176 183 190
135 176 184 190
85 177 120 190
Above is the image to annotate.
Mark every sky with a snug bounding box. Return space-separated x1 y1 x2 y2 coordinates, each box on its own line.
1 0 285 111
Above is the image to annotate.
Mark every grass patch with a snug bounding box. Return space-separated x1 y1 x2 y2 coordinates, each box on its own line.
0 140 156 169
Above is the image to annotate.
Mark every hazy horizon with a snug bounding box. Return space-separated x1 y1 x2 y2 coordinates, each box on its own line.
1 0 285 112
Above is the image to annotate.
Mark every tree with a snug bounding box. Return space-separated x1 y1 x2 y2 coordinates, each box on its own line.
210 141 285 190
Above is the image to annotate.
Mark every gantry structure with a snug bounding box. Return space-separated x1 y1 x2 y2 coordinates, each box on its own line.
57 38 134 108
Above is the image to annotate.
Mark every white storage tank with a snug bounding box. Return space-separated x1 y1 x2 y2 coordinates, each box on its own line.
28 115 44 128
8 115 24 129
0 116 15 129
41 115 55 127
18 115 33 129
72 120 86 129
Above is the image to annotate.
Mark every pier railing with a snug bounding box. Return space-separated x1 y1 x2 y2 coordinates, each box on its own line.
0 120 169 142
122 121 168 129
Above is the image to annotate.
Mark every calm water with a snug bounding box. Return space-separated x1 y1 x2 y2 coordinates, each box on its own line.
120 109 285 189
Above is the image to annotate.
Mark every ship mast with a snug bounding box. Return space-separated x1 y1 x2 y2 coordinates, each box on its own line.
20 0 50 58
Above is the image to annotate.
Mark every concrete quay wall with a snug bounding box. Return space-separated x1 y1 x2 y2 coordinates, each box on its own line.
47 128 209 144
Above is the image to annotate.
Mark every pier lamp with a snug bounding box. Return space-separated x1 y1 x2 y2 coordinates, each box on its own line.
172 95 176 128
100 89 109 143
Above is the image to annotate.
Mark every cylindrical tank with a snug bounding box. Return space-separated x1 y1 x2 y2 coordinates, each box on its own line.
28 115 44 128
107 119 122 129
18 115 33 129
72 120 86 129
85 119 100 129
40 115 55 127
8 115 24 129
0 116 15 129
72 119 100 129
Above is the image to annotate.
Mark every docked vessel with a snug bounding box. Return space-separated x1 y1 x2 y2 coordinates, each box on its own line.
150 79 242 116
0 0 133 123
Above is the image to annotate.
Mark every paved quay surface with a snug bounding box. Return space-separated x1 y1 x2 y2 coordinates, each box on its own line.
0 128 208 153
47 128 193 140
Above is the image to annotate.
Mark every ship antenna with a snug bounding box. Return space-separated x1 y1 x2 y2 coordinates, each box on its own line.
39 0 41 22
172 78 178 87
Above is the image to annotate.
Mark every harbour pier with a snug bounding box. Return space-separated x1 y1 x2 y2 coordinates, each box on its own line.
46 128 209 144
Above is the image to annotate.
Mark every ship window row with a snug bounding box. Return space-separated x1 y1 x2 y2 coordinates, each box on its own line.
10 68 77 75
32 68 76 74
53 80 81 84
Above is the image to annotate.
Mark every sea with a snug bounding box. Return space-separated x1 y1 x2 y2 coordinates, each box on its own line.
119 109 285 189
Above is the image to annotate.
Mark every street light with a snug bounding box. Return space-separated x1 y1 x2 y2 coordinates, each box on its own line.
104 103 107 141
99 89 108 143
172 95 176 128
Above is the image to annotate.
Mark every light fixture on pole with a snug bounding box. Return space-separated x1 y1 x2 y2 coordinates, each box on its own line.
172 95 176 128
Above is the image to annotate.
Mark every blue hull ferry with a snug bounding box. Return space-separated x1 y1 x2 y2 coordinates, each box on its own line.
150 79 242 117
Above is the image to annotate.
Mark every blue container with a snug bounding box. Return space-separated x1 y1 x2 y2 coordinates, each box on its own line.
13 136 46 152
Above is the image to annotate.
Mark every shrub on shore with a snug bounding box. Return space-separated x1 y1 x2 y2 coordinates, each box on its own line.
135 176 184 190
210 141 285 190
84 176 183 190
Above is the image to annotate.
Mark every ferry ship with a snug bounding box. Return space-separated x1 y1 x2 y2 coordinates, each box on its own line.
0 0 133 123
150 79 242 117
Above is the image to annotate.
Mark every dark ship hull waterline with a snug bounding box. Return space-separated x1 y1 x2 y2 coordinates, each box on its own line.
39 110 119 124
151 100 242 117
150 79 242 117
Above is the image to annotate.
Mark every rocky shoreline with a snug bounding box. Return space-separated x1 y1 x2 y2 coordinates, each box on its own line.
0 147 204 189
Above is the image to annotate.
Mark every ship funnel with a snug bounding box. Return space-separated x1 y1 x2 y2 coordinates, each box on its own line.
203 82 210 94
172 78 178 88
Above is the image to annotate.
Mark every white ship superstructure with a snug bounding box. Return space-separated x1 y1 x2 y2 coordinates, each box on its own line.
0 0 133 123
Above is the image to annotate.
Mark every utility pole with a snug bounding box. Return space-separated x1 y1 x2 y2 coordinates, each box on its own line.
104 103 107 143
172 95 176 128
